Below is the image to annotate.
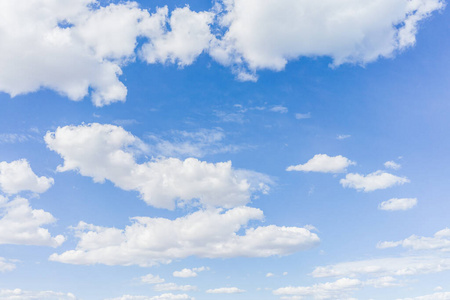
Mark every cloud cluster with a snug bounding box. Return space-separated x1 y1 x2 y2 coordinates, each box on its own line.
173 267 208 278
377 228 450 251
49 206 319 266
398 292 450 300
286 154 355 173
205 287 245 294
0 289 76 300
0 159 54 194
0 196 64 247
0 0 444 103
340 171 409 192
379 198 417 211
106 295 193 300
45 123 270 210
273 278 361 299
312 255 450 278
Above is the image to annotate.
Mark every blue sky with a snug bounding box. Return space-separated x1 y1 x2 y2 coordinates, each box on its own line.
0 0 450 299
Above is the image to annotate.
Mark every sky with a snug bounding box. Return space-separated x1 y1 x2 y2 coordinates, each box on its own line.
0 0 450 299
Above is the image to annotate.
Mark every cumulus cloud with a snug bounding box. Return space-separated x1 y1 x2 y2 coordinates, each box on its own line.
0 0 444 102
398 292 450 300
211 0 445 78
274 277 400 299
0 196 65 247
337 135 351 140
0 258 15 272
205 287 245 294
45 123 270 210
173 267 208 278
0 1 212 106
377 228 450 251
141 274 165 284
49 206 319 266
273 278 362 299
311 255 450 278
340 171 409 192
140 6 214 66
105 294 193 300
0 289 76 300
379 198 417 211
0 159 54 195
286 154 355 173
384 161 402 170
269 106 288 113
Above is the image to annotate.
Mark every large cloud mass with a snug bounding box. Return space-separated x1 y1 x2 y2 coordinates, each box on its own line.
0 0 444 103
0 196 65 247
45 123 270 210
49 206 319 266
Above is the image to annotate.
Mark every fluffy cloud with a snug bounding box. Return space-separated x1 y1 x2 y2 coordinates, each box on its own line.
340 171 409 192
104 294 194 300
274 277 400 299
384 161 402 170
0 1 212 106
0 258 15 272
141 274 165 284
273 278 361 299
0 159 54 194
0 196 64 247
205 287 245 294
45 123 270 210
0 289 76 300
311 255 450 278
211 0 445 78
49 206 319 266
286 154 355 173
377 228 450 251
398 292 450 300
0 0 444 102
140 6 214 66
379 198 417 211
173 267 208 278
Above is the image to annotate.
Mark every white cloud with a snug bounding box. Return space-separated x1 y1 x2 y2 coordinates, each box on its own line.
295 113 311 120
337 135 351 140
140 6 215 67
141 274 165 284
273 278 362 299
0 159 54 194
384 161 402 170
173 267 208 278
266 272 275 277
153 283 196 292
377 228 450 251
270 106 288 113
340 171 409 192
49 206 319 266
211 0 445 76
0 0 444 102
0 289 76 300
45 123 270 210
378 198 417 211
105 294 193 300
0 258 15 272
311 255 450 278
398 292 450 300
0 134 30 144
287 154 355 173
206 287 245 294
0 196 65 247
0 1 212 106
